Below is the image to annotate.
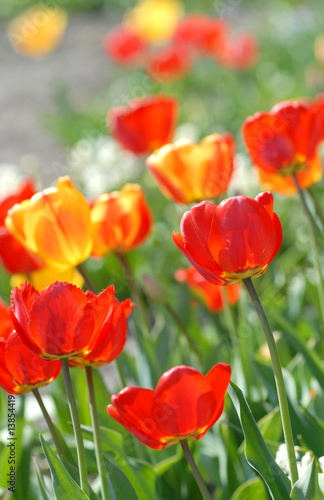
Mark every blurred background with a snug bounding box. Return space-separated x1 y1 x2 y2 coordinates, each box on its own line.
1 0 323 188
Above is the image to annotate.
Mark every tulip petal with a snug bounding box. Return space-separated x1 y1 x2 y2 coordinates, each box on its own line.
154 366 217 438
29 282 95 358
10 282 41 355
5 331 61 389
107 387 166 449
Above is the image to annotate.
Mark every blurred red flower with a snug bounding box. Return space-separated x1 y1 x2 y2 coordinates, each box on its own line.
0 300 60 394
102 24 148 66
69 298 134 368
242 100 323 193
173 192 282 285
0 179 43 274
173 15 228 56
108 94 178 155
218 33 258 70
107 363 231 449
10 281 115 359
147 43 193 82
175 266 240 312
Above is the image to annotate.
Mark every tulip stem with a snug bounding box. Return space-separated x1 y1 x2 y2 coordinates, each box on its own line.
61 359 89 495
32 388 64 459
86 367 109 500
294 174 324 328
243 278 298 486
77 264 97 293
164 303 203 362
307 187 324 230
180 440 212 500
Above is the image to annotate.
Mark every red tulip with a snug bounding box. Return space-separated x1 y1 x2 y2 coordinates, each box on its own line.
102 24 148 66
242 101 323 193
218 33 258 70
0 178 43 274
172 192 282 285
0 300 60 394
108 95 178 155
107 363 231 449
311 93 324 141
175 266 240 312
69 298 134 368
173 15 228 56
10 281 115 359
147 43 193 83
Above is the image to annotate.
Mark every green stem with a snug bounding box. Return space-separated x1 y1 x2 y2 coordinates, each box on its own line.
180 440 212 500
76 264 97 293
164 303 202 363
293 174 324 328
86 367 109 500
61 359 89 494
243 278 298 486
32 388 64 459
307 186 324 230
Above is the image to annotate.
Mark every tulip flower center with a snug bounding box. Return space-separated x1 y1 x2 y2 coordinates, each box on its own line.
279 154 307 177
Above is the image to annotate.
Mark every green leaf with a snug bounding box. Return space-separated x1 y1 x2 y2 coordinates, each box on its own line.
228 382 291 500
231 477 269 500
104 458 139 500
258 408 283 455
40 436 90 500
34 458 55 500
290 458 320 500
153 448 182 476
271 312 324 388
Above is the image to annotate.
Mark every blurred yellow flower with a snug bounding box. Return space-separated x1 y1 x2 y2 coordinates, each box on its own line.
124 0 183 43
10 267 84 292
7 5 67 58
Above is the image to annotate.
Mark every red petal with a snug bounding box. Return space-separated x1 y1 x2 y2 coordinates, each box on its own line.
10 282 41 355
107 387 166 449
154 365 217 438
0 340 18 394
86 284 115 350
29 282 95 358
77 297 129 367
5 331 61 388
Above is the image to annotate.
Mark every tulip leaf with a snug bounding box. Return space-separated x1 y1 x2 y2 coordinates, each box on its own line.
271 312 324 388
231 477 269 500
82 425 157 500
40 436 90 500
153 448 182 476
290 458 320 500
34 458 55 500
104 458 139 500
228 382 291 500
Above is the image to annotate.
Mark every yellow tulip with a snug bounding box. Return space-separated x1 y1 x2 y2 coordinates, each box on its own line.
124 0 183 43
10 267 84 291
146 133 235 204
91 184 153 257
5 177 92 271
7 5 67 58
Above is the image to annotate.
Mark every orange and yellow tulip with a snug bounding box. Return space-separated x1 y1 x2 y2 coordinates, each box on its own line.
5 177 92 272
146 133 234 204
91 184 152 256
7 5 67 58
